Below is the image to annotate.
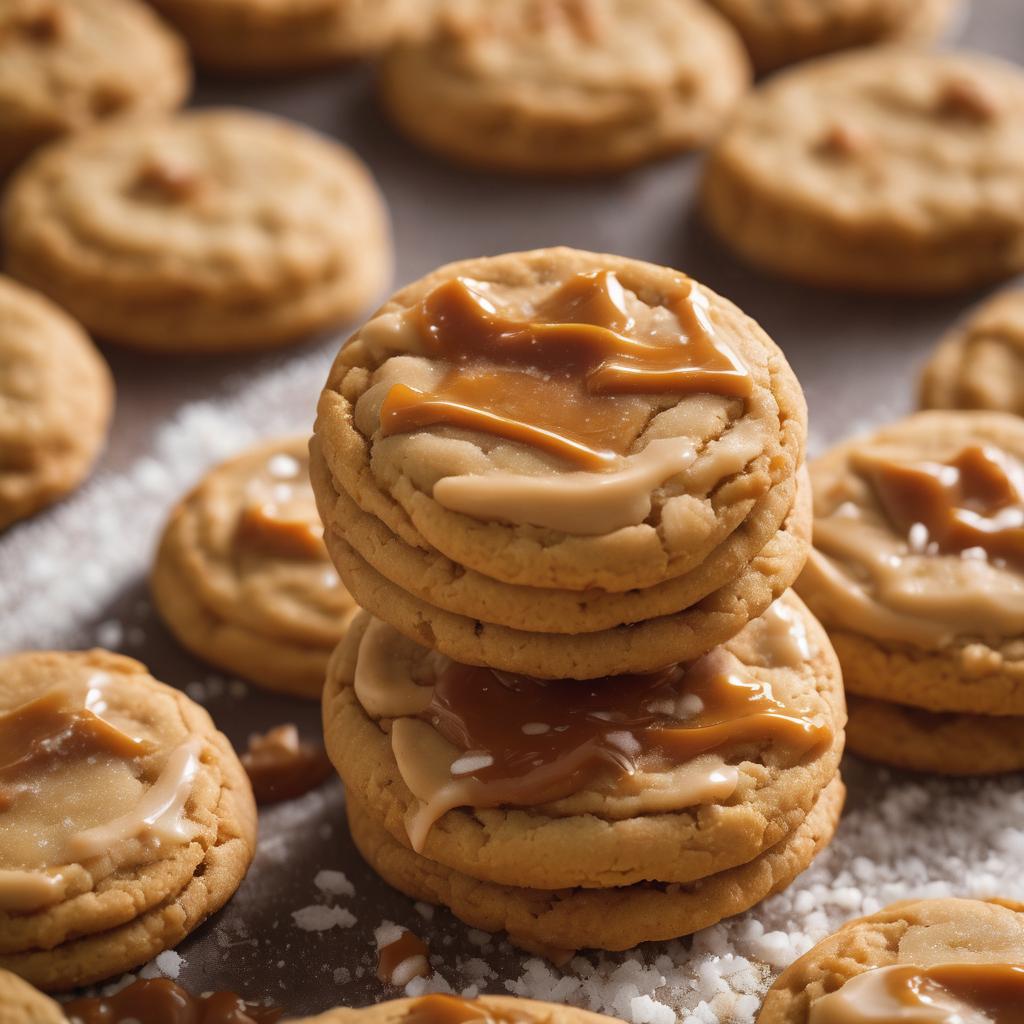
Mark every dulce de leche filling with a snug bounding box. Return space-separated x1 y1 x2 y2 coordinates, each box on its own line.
0 679 201 913
808 963 1024 1024
353 606 829 852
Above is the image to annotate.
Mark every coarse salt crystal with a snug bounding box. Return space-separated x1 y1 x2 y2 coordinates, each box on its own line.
314 870 355 898
291 905 356 932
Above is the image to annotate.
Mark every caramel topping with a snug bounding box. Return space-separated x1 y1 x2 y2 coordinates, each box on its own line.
423 649 830 809
377 928 431 985
235 457 325 561
858 444 1024 568
380 271 750 469
64 978 282 1024
240 724 333 805
809 963 1024 1024
403 995 514 1024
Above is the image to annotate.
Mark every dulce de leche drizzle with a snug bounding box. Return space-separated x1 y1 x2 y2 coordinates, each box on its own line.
808 963 1024 1024
380 271 751 469
424 649 830 809
63 978 283 1024
403 995 519 1024
860 444 1024 568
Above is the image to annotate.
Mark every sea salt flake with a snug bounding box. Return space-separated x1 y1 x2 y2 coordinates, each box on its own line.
314 870 355 898
291 905 356 932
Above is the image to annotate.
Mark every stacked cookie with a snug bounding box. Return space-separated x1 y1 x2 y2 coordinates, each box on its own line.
313 247 847 956
797 411 1024 776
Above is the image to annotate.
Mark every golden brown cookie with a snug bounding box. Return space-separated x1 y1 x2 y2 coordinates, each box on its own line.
702 49 1024 293
323 591 845 890
758 898 1024 1023
920 289 1024 415
314 247 806 594
298 995 620 1024
348 775 844 958
378 0 750 175
152 438 359 698
0 970 63 1024
797 411 1024 718
0 649 256 991
149 0 418 74
0 275 113 532
0 0 189 178
707 0 958 73
3 109 392 353
846 695 1024 776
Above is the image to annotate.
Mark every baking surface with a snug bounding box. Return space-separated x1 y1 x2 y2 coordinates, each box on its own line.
2 2 1024 1019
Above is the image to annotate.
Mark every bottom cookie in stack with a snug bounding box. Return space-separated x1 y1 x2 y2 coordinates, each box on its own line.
797 411 1024 777
323 593 846 959
0 650 256 991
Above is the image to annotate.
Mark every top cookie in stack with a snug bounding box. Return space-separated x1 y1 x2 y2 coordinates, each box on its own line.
311 247 808 679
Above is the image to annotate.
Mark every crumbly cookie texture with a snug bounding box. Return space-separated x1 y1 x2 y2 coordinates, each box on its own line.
707 0 957 73
0 0 189 178
149 0 420 74
2 109 392 353
323 592 844 890
846 695 1024 776
0 276 113 532
152 437 358 698
298 996 618 1024
757 897 1024 1023
377 0 750 174
702 49 1024 294
0 970 63 1024
920 289 1024 414
314 247 806 595
797 411 1024 712
0 650 256 991
348 776 844 958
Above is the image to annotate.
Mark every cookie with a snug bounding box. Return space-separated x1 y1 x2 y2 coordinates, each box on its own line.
314 247 806 595
348 775 844 958
0 649 256 991
920 289 1024 415
3 108 392 354
702 49 1024 293
846 695 1024 776
0 0 189 178
758 897 1024 1023
0 970 62 1024
377 0 750 175
148 0 417 74
299 995 619 1024
323 591 844 890
152 437 359 699
0 276 113 532
797 411 1024 718
707 0 958 73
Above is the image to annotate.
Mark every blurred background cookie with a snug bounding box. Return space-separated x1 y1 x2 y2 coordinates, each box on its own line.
2 108 392 353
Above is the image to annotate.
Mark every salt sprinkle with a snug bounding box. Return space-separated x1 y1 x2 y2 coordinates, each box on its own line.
314 870 355 898
450 754 495 776
291 905 357 932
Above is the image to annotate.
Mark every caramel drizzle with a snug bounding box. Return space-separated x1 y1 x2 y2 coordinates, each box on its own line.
377 928 431 985
241 724 334 805
424 650 829 807
380 271 751 469
64 978 282 1024
860 443 1024 567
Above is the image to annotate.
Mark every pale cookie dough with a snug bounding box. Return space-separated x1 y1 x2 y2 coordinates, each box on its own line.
0 276 113 532
3 109 391 353
702 49 1024 293
314 247 807 594
920 289 1024 415
323 591 845 889
0 970 63 1024
797 411 1024 717
0 650 256 991
846 695 1024 776
348 776 844 958
149 0 418 74
152 438 359 699
758 897 1024 1023
0 0 189 178
298 995 618 1024
707 0 958 73
377 0 750 175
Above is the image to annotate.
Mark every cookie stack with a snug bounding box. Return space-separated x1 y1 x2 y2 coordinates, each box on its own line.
312 247 847 956
798 410 1024 777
